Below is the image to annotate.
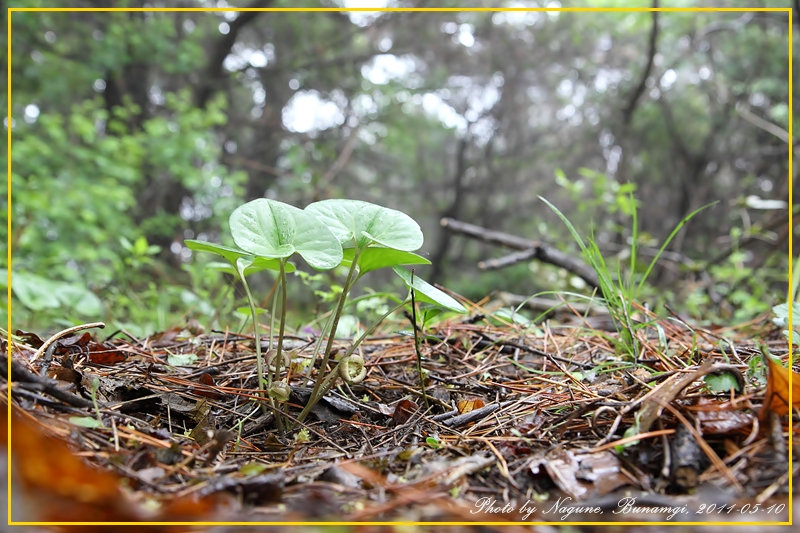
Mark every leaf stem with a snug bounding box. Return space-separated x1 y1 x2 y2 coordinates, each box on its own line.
239 271 266 396
341 301 407 361
239 260 283 431
296 248 362 424
409 270 429 410
271 261 289 432
298 300 408 424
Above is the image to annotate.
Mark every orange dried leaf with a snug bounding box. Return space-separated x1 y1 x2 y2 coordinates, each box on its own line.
1 402 230 528
457 398 484 414
761 355 800 418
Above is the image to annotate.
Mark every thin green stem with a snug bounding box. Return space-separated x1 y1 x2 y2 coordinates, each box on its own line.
240 262 282 429
240 273 265 397
273 261 288 384
295 300 408 425
295 250 368 425
266 281 278 391
269 261 288 433
409 272 429 410
269 276 278 355
341 301 407 361
300 291 406 379
305 304 337 380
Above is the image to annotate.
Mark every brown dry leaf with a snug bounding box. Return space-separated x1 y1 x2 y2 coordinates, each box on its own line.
87 341 128 365
692 398 755 435
457 398 484 414
15 329 45 348
149 325 184 348
529 447 631 499
392 399 419 426
189 399 213 444
760 355 800 419
190 373 223 399
1 401 231 529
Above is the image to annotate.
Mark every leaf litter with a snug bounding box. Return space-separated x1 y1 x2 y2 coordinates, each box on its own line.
2 305 798 531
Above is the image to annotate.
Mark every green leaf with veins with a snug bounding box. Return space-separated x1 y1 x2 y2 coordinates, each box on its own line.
305 199 423 251
230 199 342 270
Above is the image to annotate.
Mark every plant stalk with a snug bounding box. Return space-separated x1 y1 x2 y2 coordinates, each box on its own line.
240 264 283 430
296 249 362 424
295 300 407 425
239 273 267 400
341 301 407 361
271 261 289 432
409 271 429 410
269 278 278 354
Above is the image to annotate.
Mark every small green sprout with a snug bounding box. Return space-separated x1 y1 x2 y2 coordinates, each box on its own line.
187 198 467 432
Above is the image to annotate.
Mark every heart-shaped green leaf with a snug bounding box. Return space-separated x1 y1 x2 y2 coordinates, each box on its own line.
230 199 342 270
341 247 431 277
305 199 423 251
392 267 466 313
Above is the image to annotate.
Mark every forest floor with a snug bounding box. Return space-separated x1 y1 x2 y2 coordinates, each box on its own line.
2 309 799 532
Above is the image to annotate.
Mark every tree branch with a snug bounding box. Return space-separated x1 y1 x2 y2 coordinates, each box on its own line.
1 355 95 410
430 137 470 283
195 0 274 108
622 0 659 125
440 217 600 289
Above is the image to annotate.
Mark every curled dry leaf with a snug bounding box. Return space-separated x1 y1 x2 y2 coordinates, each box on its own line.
760 355 800 419
189 372 223 399
457 398 484 414
392 399 419 426
59 331 93 348
15 329 45 348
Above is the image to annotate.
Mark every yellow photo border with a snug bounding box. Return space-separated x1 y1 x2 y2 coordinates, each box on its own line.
5 4 793 528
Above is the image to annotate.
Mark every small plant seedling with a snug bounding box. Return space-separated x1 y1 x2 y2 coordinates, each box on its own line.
187 198 466 432
229 199 342 428
541 193 715 362
426 436 443 449
295 199 465 425
185 238 301 429
70 377 106 429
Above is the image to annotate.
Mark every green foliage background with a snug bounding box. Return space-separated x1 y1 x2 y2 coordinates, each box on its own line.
2 0 795 335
